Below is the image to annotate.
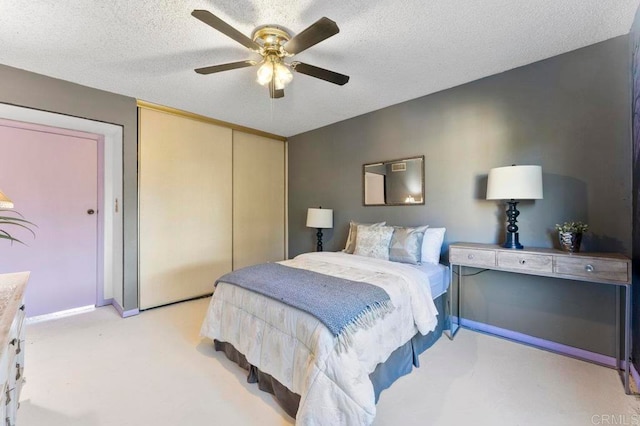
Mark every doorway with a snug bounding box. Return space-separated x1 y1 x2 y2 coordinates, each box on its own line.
0 120 99 316
0 103 125 317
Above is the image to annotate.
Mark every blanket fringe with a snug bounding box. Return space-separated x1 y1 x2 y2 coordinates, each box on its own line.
336 300 394 353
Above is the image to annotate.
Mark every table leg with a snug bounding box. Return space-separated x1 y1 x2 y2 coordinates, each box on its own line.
625 284 631 395
445 265 453 340
445 263 462 340
459 265 463 326
616 286 621 371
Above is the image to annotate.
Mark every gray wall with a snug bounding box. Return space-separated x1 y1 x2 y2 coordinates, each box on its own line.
0 64 139 311
289 36 631 357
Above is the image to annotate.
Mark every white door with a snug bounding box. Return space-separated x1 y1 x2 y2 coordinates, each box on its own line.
0 120 98 317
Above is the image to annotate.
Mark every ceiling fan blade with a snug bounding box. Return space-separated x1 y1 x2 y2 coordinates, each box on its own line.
293 62 349 86
195 60 256 75
192 10 260 51
284 17 339 55
269 79 285 99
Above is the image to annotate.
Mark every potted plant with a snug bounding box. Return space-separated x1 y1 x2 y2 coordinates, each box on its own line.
0 209 36 245
555 221 588 253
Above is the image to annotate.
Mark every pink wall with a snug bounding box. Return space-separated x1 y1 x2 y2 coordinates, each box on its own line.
0 119 99 317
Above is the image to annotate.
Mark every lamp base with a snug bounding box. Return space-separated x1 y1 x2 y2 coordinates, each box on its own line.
316 229 323 252
502 200 524 249
503 232 523 250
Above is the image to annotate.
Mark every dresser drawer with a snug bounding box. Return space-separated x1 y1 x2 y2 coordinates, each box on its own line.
449 247 496 267
554 257 629 282
497 251 553 273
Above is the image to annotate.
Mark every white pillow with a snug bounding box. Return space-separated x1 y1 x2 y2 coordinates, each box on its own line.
343 221 386 254
421 227 446 264
354 225 394 260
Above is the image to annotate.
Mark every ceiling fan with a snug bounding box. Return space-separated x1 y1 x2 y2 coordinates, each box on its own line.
191 10 350 99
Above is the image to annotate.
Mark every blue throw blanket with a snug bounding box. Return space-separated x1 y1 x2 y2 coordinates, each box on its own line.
216 263 393 348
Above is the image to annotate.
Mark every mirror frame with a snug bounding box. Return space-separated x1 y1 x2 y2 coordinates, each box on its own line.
362 155 425 206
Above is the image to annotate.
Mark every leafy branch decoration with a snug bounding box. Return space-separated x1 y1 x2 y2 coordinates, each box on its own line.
555 221 588 234
0 209 36 245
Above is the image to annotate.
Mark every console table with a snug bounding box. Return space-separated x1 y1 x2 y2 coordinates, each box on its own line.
448 243 632 394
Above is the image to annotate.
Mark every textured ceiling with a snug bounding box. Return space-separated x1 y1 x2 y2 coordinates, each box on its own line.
0 1 638 137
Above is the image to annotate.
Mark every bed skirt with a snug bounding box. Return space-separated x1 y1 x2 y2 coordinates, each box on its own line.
214 293 446 419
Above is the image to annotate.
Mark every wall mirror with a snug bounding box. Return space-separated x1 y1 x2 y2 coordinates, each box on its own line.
363 155 425 206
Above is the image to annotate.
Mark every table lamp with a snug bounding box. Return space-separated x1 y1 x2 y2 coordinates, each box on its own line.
306 207 333 252
486 165 543 249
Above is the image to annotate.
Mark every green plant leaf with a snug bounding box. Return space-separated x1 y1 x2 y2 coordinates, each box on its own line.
0 221 36 238
0 234 25 245
0 216 37 226
0 210 36 245
555 221 588 233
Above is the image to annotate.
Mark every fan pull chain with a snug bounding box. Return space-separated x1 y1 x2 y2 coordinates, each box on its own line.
270 96 274 122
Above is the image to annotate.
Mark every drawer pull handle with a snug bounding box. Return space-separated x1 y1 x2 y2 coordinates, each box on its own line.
585 264 594 273
519 259 526 265
467 254 474 260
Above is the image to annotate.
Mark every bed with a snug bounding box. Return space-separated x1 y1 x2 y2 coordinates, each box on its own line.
201 226 448 425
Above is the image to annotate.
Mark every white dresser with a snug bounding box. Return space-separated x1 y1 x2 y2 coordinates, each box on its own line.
0 272 29 426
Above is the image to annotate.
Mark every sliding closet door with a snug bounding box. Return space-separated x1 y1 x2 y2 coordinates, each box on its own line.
139 108 232 309
233 131 286 269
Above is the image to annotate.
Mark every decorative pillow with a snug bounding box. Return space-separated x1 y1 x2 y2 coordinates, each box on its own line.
389 225 429 265
421 227 446 265
343 221 386 254
354 225 394 260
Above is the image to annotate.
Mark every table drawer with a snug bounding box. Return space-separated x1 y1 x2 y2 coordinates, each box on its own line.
498 251 553 273
554 257 629 282
449 247 496 267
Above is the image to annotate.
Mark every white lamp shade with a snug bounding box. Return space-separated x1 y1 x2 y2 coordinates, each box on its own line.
306 208 333 229
486 165 543 200
0 189 14 209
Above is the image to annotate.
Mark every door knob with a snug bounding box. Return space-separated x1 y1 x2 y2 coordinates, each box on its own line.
87 209 95 215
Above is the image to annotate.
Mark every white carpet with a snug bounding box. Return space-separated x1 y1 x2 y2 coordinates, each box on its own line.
17 297 640 426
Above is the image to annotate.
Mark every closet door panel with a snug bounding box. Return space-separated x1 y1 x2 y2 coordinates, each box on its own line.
139 108 232 309
233 132 285 269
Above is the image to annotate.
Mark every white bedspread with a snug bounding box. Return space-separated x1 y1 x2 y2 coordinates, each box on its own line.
200 252 439 425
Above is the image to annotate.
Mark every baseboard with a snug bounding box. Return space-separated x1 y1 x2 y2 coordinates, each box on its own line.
459 317 626 370
112 300 139 318
632 363 640 391
26 305 96 324
97 297 113 307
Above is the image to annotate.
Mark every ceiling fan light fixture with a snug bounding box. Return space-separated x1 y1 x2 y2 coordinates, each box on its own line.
274 62 293 86
192 10 349 98
256 61 274 86
257 58 293 89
